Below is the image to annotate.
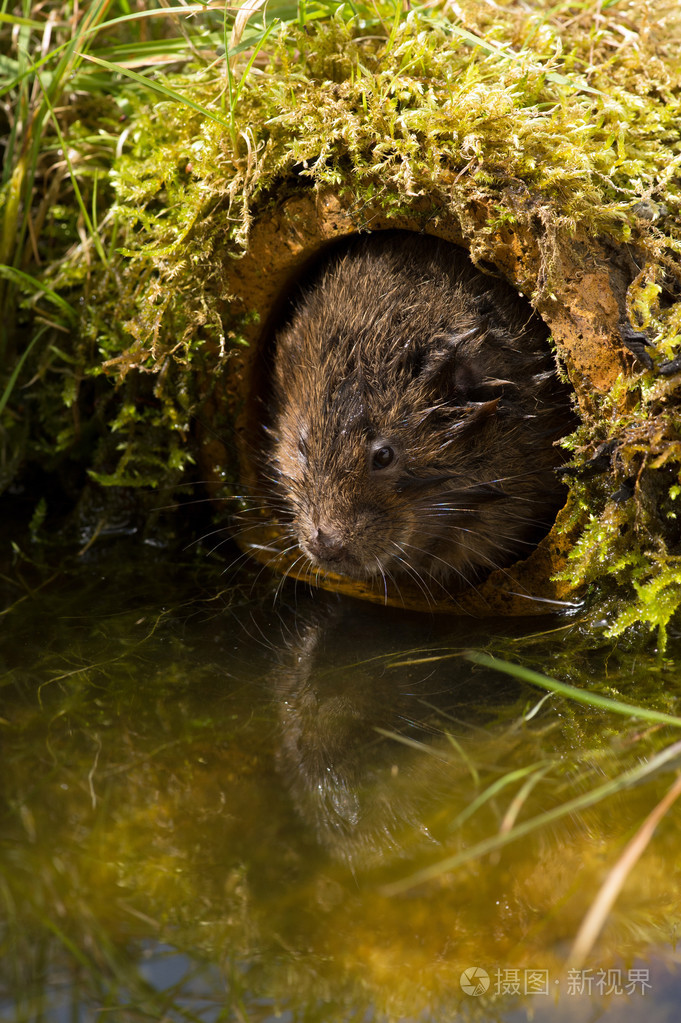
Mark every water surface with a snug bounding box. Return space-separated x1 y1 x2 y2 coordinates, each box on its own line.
2 537 681 1022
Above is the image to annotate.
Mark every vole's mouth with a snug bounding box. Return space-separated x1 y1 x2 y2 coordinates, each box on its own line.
301 546 373 579
298 536 385 580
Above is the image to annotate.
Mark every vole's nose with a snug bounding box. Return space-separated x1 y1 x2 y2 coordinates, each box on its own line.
307 526 346 563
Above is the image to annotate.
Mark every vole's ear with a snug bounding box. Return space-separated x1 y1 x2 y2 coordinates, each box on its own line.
403 328 485 397
407 327 521 402
399 327 477 386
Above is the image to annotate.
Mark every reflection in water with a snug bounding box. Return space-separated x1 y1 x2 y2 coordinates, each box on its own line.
1 544 681 1021
270 599 520 870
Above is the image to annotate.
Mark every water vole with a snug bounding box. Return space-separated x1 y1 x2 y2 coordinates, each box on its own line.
267 231 573 593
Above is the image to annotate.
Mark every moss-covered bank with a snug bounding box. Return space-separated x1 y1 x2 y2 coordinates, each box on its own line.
2 0 681 637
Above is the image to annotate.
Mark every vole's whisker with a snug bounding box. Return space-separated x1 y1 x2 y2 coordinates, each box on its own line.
373 557 389 606
389 550 437 608
273 550 310 604
397 540 474 588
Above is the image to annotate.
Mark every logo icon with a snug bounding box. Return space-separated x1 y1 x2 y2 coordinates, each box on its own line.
460 967 490 996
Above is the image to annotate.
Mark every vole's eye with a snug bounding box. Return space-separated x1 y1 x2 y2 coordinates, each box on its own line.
372 444 395 470
298 436 308 459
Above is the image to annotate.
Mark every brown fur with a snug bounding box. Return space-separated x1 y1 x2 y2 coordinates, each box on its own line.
267 231 574 593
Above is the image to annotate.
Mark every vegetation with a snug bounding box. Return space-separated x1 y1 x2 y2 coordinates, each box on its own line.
2 0 681 637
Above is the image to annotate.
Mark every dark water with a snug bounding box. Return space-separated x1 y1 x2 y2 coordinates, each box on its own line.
2 535 681 1022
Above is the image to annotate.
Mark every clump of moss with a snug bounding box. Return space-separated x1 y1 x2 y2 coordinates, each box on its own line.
2 0 681 634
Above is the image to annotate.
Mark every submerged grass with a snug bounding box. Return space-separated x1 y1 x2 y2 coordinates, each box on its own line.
382 735 681 894
376 646 681 971
2 0 681 633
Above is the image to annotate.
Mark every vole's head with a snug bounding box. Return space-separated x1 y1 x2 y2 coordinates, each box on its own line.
267 233 570 591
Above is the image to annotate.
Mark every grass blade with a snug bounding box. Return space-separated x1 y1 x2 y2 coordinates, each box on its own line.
569 771 681 968
0 266 76 320
467 651 681 728
79 52 233 130
0 324 49 417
